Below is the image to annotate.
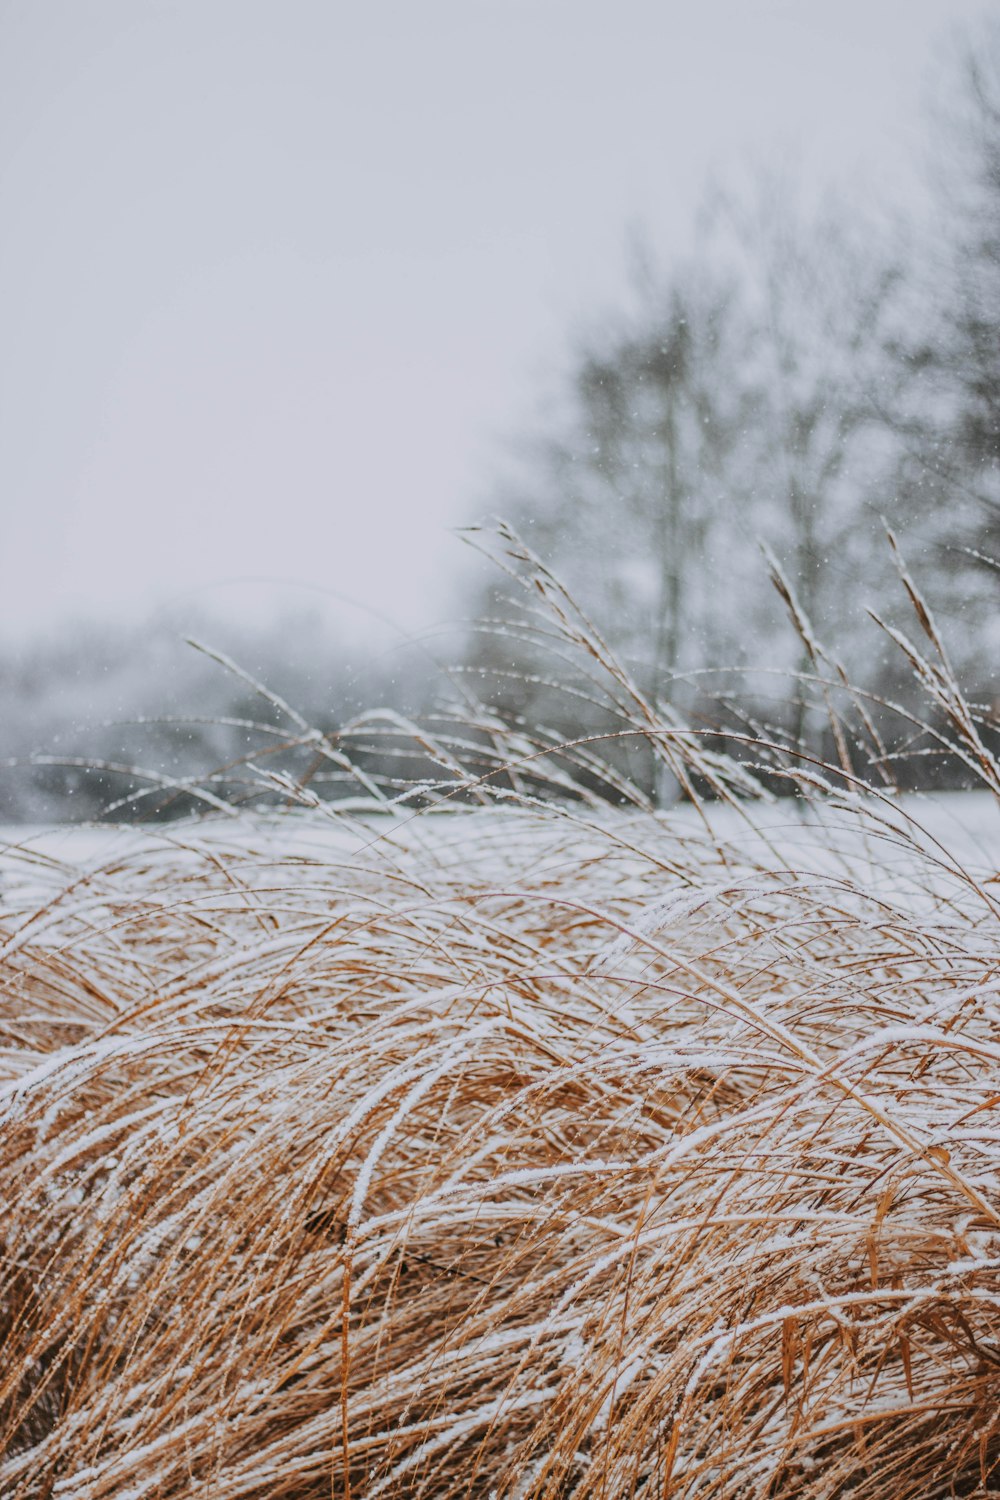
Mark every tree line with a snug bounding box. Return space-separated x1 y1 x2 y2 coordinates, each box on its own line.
461 20 1000 800
3 20 1000 821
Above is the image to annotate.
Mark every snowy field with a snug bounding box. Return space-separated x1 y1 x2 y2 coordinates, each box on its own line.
2 790 1000 1497
3 785 1000 877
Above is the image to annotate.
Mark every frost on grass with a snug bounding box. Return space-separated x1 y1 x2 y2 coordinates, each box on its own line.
1 536 1000 1497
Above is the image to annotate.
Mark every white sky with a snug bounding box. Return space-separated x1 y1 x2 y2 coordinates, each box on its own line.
0 0 990 644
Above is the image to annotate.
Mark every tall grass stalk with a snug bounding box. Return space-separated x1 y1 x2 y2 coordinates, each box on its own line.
2 529 1000 1496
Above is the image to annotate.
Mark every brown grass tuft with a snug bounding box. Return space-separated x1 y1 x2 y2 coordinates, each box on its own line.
2 538 1000 1497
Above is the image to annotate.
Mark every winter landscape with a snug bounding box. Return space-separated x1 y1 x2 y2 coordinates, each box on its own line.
5 537 1000 1496
4 3 1000 1497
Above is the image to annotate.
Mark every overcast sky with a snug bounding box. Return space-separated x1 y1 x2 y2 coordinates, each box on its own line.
0 0 990 645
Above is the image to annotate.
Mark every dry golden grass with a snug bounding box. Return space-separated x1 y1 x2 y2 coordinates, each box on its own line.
2 534 1000 1497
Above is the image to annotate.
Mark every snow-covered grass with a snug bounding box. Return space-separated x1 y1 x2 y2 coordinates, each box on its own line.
2 783 1000 1498
3 533 1000 1496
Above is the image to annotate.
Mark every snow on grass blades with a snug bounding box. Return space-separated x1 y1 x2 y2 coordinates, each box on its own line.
2 532 1000 1497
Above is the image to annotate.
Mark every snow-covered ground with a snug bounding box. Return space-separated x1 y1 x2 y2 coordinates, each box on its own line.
2 788 998 901
3 789 1000 1496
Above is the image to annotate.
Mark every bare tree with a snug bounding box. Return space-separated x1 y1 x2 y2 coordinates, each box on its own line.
472 178 912 777
898 22 1000 562
706 179 909 742
489 255 755 703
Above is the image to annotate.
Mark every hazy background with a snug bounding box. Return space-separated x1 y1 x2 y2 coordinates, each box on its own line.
1 0 998 819
0 0 986 637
